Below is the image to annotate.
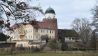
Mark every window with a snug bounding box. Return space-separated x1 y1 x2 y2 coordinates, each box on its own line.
31 36 32 38
36 36 38 39
41 29 44 33
26 36 27 39
43 29 44 32
25 30 27 33
47 30 48 33
50 30 51 33
29 36 30 39
52 31 53 33
41 29 42 32
69 37 71 40
18 44 23 47
35 29 38 32
31 29 33 32
50 36 51 38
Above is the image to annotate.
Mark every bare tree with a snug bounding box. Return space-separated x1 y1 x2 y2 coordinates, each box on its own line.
91 5 98 50
72 18 92 49
0 0 44 27
0 0 44 36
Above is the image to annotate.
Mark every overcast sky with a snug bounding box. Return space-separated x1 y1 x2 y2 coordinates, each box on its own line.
1 0 97 29
29 0 97 29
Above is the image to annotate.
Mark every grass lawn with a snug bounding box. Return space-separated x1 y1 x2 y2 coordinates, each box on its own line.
0 51 98 56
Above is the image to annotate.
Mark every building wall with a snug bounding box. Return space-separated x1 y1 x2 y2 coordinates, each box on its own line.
8 23 56 47
43 19 58 39
65 37 76 42
15 41 30 48
45 13 55 19
38 29 55 39
24 24 34 40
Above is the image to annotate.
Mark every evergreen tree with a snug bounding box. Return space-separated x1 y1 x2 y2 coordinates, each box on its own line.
0 33 10 41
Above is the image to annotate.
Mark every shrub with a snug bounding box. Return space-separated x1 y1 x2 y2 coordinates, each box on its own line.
47 40 59 51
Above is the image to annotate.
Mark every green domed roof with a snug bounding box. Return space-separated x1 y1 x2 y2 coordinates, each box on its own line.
45 7 55 14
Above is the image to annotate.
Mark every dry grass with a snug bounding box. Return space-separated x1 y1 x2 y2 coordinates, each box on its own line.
0 51 98 56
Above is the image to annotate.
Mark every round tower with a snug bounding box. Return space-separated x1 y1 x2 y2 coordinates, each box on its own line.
43 7 58 39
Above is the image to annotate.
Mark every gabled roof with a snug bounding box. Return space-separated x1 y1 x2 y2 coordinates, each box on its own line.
58 29 78 38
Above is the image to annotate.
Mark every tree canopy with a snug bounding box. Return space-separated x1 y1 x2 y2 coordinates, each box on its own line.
0 33 10 41
72 18 92 49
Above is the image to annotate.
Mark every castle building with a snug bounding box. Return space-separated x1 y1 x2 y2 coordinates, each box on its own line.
7 7 58 48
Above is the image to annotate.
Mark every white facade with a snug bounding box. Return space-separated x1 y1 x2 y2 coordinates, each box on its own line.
7 24 55 47
38 29 55 39
45 13 55 19
65 37 75 42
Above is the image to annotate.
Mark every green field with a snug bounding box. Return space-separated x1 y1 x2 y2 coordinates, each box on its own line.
0 51 98 56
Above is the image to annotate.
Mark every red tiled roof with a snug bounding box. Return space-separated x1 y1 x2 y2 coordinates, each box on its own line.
30 20 56 29
10 19 57 30
37 22 54 29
